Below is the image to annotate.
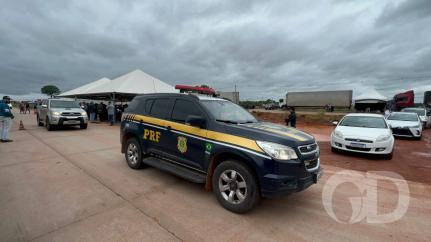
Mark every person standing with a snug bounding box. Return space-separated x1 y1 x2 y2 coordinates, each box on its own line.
107 101 115 126
97 102 104 122
384 108 391 118
88 102 96 122
285 107 297 128
25 102 30 114
0 96 14 142
19 102 25 114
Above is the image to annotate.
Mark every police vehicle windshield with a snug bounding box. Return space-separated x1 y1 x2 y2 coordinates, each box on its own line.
201 100 257 124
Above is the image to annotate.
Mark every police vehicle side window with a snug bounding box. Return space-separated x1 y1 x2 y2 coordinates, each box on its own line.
145 99 154 114
171 99 203 123
149 98 170 119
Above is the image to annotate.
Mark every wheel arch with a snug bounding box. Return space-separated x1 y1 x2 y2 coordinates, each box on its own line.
121 132 141 153
205 150 261 191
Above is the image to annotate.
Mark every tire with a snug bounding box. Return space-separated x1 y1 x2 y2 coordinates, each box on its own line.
46 117 54 131
37 115 43 126
125 138 145 169
331 147 338 153
80 124 88 129
384 150 393 160
212 160 260 213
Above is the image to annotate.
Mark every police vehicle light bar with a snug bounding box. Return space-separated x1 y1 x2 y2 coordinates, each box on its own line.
175 85 216 95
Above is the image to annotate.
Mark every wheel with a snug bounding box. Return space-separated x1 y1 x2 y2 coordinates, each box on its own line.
331 147 338 153
46 117 54 131
80 124 88 129
37 115 43 126
384 150 393 160
125 138 145 169
212 160 260 213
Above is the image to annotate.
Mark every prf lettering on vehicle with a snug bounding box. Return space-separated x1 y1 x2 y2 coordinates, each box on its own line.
143 129 160 142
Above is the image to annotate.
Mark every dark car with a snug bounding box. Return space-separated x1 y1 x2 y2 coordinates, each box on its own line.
120 93 322 213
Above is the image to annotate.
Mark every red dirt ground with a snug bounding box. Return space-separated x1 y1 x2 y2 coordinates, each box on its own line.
253 111 431 185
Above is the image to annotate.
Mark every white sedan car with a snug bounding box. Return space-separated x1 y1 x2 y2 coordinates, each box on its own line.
331 113 394 159
386 112 422 139
401 107 430 129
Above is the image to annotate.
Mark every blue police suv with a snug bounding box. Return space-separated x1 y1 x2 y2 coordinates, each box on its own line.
121 93 322 213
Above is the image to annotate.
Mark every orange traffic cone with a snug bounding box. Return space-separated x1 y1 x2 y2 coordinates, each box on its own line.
19 120 25 130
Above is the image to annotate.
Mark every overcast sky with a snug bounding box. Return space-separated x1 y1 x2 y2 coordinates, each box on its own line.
1 0 430 101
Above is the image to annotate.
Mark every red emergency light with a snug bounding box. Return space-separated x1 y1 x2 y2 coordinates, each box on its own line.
175 85 216 95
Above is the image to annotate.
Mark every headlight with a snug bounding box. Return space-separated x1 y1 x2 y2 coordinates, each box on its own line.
333 130 343 139
51 111 61 116
376 134 391 142
81 111 87 116
256 141 298 160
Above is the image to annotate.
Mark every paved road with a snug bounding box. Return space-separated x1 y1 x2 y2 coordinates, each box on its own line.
1 112 430 241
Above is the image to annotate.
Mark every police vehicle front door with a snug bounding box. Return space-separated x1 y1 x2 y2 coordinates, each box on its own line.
165 99 207 171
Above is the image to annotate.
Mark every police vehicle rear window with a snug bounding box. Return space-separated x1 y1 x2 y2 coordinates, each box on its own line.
171 99 203 123
145 99 154 113
149 99 171 119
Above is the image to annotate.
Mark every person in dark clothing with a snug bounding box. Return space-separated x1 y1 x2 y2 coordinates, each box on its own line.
97 102 104 121
26 103 30 114
285 107 297 128
88 102 96 122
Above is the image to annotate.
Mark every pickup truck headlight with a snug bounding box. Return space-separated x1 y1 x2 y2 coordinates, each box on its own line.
376 134 391 142
333 130 343 139
81 111 87 116
51 111 61 117
256 141 298 160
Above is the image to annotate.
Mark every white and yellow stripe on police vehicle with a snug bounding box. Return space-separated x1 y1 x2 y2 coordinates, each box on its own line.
123 113 287 159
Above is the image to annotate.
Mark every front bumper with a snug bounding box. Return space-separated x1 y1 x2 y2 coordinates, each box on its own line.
331 134 394 154
260 153 322 198
391 127 421 137
50 116 88 125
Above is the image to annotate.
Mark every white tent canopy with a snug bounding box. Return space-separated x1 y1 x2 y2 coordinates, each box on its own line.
354 90 388 103
94 69 176 94
59 77 111 97
59 69 176 100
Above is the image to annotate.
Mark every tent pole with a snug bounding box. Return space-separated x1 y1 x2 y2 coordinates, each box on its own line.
113 93 116 123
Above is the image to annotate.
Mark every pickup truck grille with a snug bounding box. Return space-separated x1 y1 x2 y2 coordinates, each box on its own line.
298 143 318 154
61 112 81 116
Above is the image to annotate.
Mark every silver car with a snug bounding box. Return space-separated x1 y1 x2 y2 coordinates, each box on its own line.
37 99 88 131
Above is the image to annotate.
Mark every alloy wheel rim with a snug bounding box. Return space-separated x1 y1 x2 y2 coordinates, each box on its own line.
218 169 247 204
127 143 138 165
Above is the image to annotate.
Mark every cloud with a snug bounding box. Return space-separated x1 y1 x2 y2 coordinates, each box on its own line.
0 0 430 102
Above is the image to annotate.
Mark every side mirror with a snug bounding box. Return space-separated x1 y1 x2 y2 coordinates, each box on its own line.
332 121 338 126
186 115 206 128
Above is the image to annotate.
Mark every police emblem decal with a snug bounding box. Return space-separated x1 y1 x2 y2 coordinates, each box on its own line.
177 136 187 153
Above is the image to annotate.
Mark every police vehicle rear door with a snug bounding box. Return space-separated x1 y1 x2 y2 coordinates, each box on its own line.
164 98 208 170
144 98 173 155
